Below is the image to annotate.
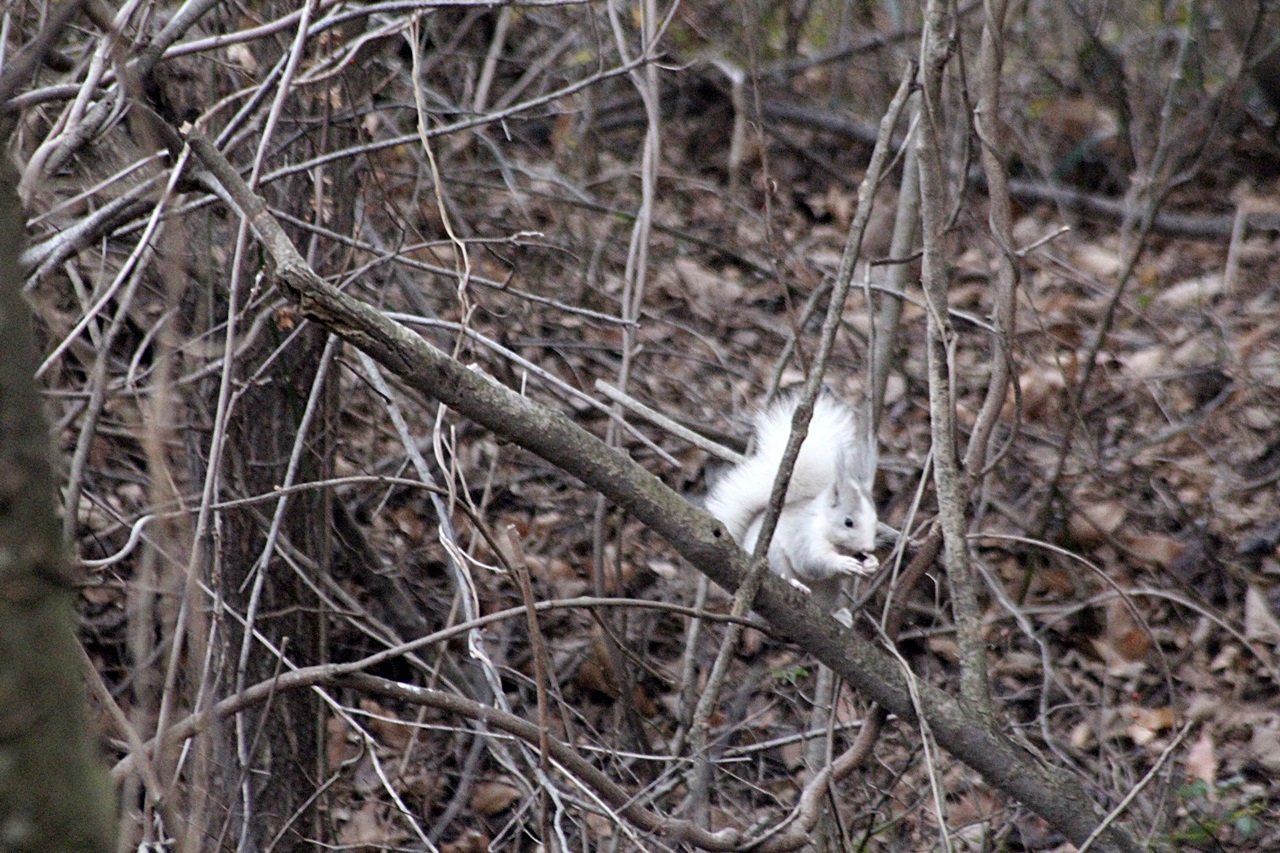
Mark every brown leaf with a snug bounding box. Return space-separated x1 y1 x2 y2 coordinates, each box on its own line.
648 559 679 580
1248 722 1280 773
470 779 522 815
1068 500 1127 548
1127 706 1175 746
1244 584 1280 644
1185 728 1217 796
575 639 620 698
824 185 855 230
1009 365 1066 422
583 811 616 839
1125 533 1183 567
927 635 961 663
389 505 426 542
1037 567 1076 596
337 801 395 851
662 257 745 321
738 625 764 658
1120 346 1166 379
326 715 359 771
441 829 491 853
779 738 806 772
1089 598 1150 673
360 698 412 751
1069 720 1095 751
629 685 659 718
1112 628 1151 663
273 304 298 331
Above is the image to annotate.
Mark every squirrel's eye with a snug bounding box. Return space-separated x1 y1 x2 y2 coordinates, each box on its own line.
844 517 854 528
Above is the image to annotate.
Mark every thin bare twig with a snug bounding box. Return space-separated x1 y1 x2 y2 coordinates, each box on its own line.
186 122 1141 853
684 57 917 825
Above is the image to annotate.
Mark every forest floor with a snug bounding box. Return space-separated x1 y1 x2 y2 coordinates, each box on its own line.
43 5 1280 851
304 87 1280 850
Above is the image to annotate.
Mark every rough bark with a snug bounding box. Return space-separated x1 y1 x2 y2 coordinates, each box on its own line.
211 322 330 852
0 147 116 853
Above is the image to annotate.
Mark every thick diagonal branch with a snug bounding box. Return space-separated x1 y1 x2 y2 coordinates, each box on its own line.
186 129 1139 853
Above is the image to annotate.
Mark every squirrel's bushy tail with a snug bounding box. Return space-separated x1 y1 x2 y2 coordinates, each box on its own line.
705 394 869 543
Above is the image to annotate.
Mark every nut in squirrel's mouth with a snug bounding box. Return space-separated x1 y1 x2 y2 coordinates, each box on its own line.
843 551 880 574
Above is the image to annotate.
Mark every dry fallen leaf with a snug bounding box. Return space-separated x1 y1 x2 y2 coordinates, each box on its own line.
1111 628 1152 663
470 779 522 815
441 829 491 853
1068 499 1127 548
1244 584 1280 644
575 639 620 698
666 257 746 321
1158 273 1223 309
583 810 616 839
628 684 660 718
1248 720 1280 773
336 801 395 852
1185 728 1218 797
1074 244 1123 277
225 43 259 75
1125 533 1183 567
326 715 359 771
1070 720 1095 751
1009 365 1066 422
361 698 413 751
648 559 679 580
738 625 765 658
1120 346 1166 379
780 738 806 772
1089 598 1150 674
1127 706 1176 746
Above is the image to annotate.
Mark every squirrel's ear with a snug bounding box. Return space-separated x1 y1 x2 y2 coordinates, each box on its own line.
829 476 845 507
831 447 848 505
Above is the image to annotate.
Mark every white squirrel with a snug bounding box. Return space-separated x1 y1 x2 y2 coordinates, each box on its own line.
705 393 879 596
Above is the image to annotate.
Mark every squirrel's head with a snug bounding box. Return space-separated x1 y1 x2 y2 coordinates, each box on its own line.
829 474 878 573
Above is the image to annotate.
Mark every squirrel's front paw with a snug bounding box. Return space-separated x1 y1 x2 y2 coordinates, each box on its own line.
834 553 879 576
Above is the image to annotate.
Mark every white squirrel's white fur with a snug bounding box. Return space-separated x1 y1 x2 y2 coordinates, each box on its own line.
705 394 879 592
